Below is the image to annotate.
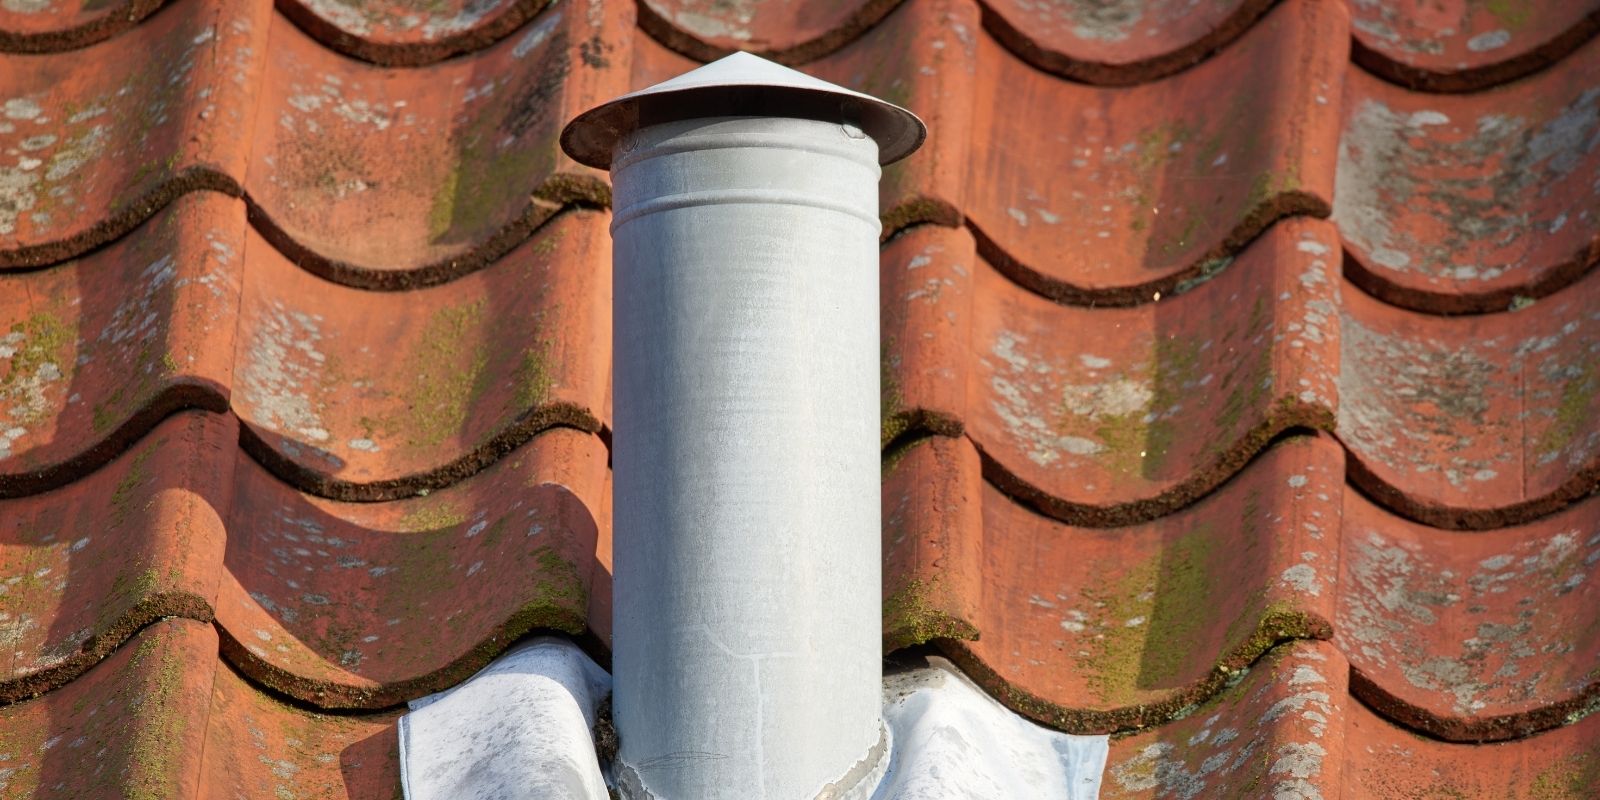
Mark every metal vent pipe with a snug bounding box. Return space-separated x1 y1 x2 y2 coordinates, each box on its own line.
563 54 924 799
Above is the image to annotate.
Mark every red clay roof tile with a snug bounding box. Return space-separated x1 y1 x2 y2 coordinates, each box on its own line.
635 0 902 63
1100 640 1347 798
1347 0 1600 92
216 427 609 709
968 218 1339 525
965 0 1346 305
887 433 1341 734
0 618 217 800
0 411 232 702
233 210 609 499
1340 271 1600 529
0 0 268 268
1334 44 1600 313
1339 489 1600 741
0 192 240 496
244 0 628 288
197 661 401 800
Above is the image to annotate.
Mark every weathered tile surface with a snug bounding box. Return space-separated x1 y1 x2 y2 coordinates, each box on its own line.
0 192 241 496
1335 44 1600 312
1340 272 1600 529
966 0 1346 304
0 411 233 702
0 0 167 52
1348 0 1600 91
233 211 609 499
277 0 554 65
968 219 1340 524
216 428 609 708
245 0 629 287
0 0 268 267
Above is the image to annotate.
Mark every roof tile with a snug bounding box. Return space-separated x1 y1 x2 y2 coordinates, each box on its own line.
635 0 903 63
197 657 401 800
981 0 1274 84
1334 46 1600 312
245 0 629 288
0 0 166 53
1339 489 1600 741
1340 272 1600 529
0 0 268 268
0 192 241 496
1348 0 1600 92
891 434 1340 733
276 0 554 66
970 218 1339 524
216 427 609 709
0 411 233 702
233 210 609 499
0 618 217 800
965 0 1347 304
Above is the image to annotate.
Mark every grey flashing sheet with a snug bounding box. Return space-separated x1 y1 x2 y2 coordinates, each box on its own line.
399 642 1109 800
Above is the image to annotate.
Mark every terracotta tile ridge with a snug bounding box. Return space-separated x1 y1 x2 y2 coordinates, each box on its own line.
1343 241 1600 316
942 631 1330 738
635 0 908 66
978 418 1334 529
0 389 229 499
1350 669 1600 745
274 0 556 67
0 177 243 272
1350 8 1600 94
207 643 415 717
243 188 607 292
978 0 1279 86
0 0 170 53
1343 456 1600 532
238 414 602 503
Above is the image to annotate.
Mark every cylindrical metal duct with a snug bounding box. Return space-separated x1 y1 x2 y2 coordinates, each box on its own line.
562 54 924 799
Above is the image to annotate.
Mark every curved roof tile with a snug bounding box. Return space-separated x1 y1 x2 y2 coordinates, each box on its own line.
0 0 167 53
0 0 267 269
965 0 1346 305
276 0 553 65
1335 47 1600 313
232 211 609 500
1348 0 1600 92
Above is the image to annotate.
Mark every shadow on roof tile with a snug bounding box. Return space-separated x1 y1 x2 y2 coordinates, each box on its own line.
1335 46 1600 313
1339 271 1600 529
0 0 267 269
1348 0 1600 92
0 193 241 498
233 210 608 501
216 427 609 710
243 0 629 289
0 411 233 704
965 0 1347 306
